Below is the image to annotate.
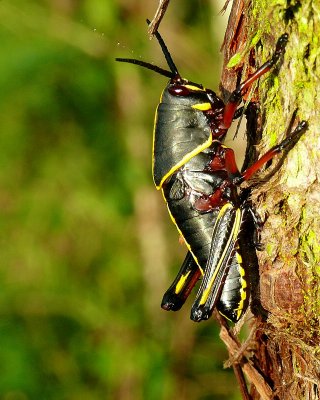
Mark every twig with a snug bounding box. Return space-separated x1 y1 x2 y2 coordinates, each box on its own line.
215 311 273 400
148 0 170 37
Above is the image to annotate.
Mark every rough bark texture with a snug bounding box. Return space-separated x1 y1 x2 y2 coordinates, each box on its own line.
221 0 320 398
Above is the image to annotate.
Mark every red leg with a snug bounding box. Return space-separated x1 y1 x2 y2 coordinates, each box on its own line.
209 146 241 175
220 34 289 129
239 120 308 183
223 147 241 176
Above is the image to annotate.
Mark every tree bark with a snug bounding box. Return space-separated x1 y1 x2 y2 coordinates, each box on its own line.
221 0 320 398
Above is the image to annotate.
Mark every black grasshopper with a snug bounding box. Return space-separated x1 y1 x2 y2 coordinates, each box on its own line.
116 22 307 322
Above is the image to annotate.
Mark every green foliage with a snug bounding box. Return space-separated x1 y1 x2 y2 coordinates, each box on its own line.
0 1 241 399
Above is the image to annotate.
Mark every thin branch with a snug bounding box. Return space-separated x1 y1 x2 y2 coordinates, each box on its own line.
148 0 170 37
216 312 273 400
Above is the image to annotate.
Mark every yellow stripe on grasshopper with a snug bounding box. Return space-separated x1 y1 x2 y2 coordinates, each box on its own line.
192 102 212 111
184 84 206 91
236 263 247 320
175 271 191 294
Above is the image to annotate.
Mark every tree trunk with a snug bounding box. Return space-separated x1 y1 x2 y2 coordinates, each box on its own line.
221 0 320 398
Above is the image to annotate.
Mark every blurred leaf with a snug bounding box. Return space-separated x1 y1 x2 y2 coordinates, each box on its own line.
0 1 242 399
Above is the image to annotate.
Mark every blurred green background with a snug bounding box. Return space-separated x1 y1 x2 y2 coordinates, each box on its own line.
0 0 242 399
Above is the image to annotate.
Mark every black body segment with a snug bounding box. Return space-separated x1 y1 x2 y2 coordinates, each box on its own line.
153 87 213 188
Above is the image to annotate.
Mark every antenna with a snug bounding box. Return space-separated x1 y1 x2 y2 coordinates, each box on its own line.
115 58 174 79
115 19 180 79
146 19 179 76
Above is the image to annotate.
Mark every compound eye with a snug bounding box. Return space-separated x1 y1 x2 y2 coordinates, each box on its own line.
168 85 191 97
